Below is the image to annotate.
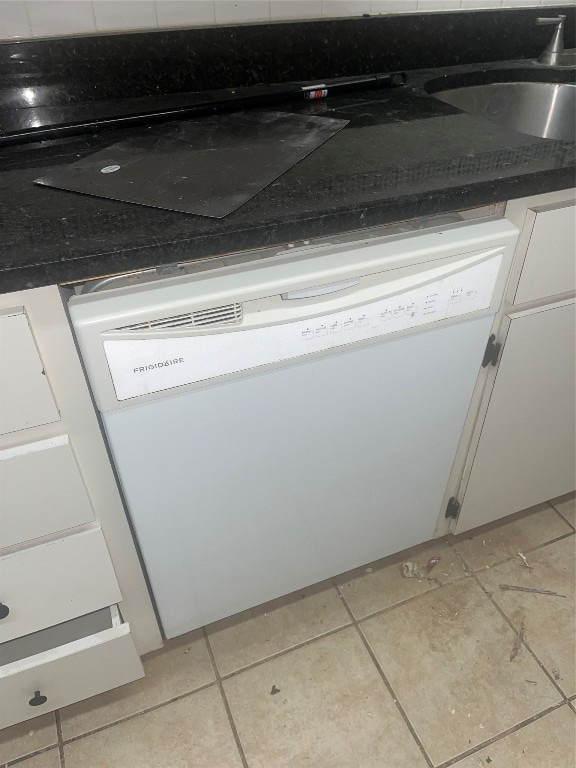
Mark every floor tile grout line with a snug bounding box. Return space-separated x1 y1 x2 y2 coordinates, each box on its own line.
217 620 354 682
450 528 575 575
332 578 435 768
473 572 569 700
503 528 574 556
4 745 61 768
335 527 575 627
336 571 470 626
55 710 65 768
447 540 570 701
59 680 217 746
202 628 250 768
338 546 571 768
547 500 576 531
435 701 568 768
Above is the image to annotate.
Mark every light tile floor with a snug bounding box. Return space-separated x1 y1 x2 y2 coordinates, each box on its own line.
2 493 575 768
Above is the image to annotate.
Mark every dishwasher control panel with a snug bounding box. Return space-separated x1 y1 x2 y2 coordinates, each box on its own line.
103 254 501 401
299 285 479 341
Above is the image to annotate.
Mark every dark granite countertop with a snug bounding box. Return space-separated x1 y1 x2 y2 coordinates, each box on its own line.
1 57 574 293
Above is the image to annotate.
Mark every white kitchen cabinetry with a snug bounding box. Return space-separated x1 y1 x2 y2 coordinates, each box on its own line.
513 202 576 304
0 286 161 730
0 527 123 643
0 436 95 549
0 311 59 435
454 190 576 533
455 300 575 531
0 607 142 729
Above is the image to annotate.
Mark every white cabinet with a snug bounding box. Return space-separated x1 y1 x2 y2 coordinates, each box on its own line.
0 436 95 549
0 286 161 730
453 190 576 533
0 606 143 730
455 301 576 532
514 203 576 304
0 311 59 435
0 527 123 643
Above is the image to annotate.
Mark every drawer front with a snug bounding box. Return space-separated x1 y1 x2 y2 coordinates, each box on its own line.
0 528 122 643
0 311 60 436
0 436 95 550
0 608 143 730
515 203 576 304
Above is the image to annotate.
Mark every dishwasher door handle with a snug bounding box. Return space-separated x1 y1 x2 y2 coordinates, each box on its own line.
281 278 360 300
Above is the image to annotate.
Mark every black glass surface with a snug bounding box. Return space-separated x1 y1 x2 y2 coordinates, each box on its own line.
34 111 348 217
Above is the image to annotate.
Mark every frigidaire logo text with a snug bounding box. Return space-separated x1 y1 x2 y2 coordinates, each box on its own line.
133 358 185 374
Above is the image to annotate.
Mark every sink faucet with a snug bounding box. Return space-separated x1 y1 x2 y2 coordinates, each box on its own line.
535 14 566 66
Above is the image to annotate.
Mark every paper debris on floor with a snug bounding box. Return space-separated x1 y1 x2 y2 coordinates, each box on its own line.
400 556 441 580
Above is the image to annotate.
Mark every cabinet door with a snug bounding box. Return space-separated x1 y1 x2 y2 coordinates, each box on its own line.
456 300 576 532
514 203 576 304
0 311 59 435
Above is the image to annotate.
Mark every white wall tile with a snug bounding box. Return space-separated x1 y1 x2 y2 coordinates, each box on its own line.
270 0 322 19
501 1 539 7
372 0 418 12
3 0 568 40
418 0 461 10
460 0 502 7
26 0 96 36
321 1 371 17
156 0 216 27
93 1 157 31
214 0 270 24
0 0 31 37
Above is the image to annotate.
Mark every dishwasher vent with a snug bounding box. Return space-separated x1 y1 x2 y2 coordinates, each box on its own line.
114 303 243 332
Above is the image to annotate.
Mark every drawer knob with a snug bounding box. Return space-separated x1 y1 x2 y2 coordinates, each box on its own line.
29 691 48 707
0 603 9 620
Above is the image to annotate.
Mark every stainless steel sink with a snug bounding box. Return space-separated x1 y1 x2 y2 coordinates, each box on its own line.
433 81 576 141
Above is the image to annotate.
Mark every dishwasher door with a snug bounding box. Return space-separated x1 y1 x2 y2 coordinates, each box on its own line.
102 314 492 638
70 219 518 638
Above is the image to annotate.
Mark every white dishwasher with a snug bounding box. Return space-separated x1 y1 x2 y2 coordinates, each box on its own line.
69 218 517 638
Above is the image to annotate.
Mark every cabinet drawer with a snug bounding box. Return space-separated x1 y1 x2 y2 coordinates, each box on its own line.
0 436 95 549
0 606 143 729
515 203 576 304
0 527 122 643
0 311 60 436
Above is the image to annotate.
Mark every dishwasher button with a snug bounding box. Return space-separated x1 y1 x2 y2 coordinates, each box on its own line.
357 315 369 327
315 325 328 337
302 329 314 340
380 310 392 322
329 322 341 334
344 319 356 330
393 307 406 318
